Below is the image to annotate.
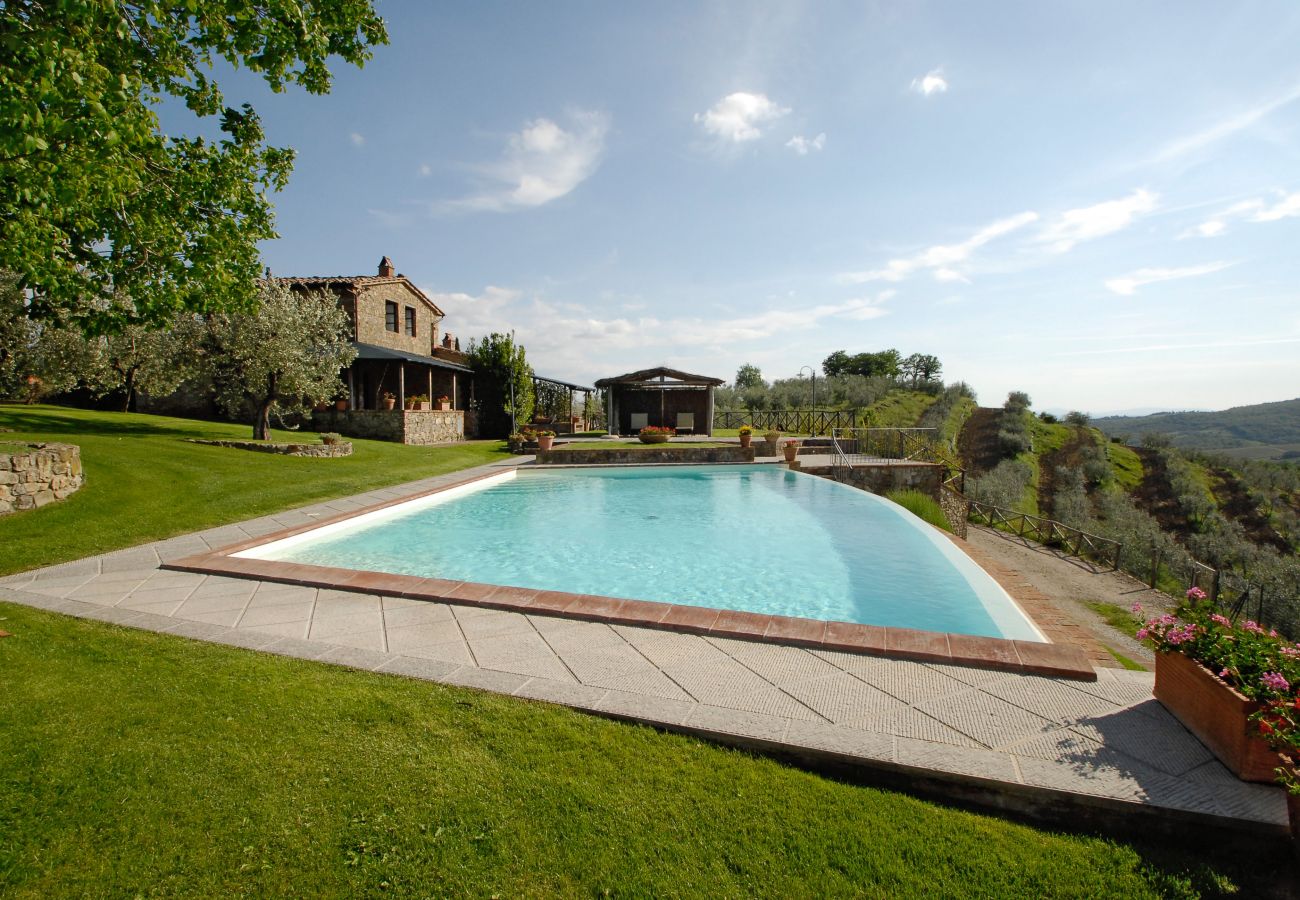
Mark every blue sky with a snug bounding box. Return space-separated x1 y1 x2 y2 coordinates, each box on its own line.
197 2 1300 414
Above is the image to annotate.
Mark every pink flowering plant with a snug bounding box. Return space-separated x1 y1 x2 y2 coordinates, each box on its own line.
1135 587 1300 792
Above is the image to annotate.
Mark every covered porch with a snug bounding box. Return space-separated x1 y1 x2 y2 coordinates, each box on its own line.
343 342 472 412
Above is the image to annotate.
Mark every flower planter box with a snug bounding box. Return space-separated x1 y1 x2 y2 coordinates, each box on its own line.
639 433 670 444
1154 650 1281 782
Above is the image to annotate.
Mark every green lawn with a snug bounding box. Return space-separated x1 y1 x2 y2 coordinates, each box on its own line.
0 603 1257 898
0 404 510 575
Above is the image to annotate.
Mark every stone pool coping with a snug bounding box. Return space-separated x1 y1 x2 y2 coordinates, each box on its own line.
164 466 1098 682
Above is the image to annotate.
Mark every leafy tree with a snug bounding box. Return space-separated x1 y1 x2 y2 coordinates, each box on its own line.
80 322 200 412
822 350 851 377
467 333 533 439
0 1 387 332
902 352 942 386
201 283 356 439
734 363 764 390
0 270 31 396
1005 391 1032 413
1065 410 1091 427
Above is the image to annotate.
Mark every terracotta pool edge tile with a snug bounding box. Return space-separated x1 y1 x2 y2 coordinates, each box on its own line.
820 621 887 654
605 598 673 627
1013 640 1098 681
947 633 1022 671
885 627 952 663
709 609 773 638
660 605 720 634
763 615 827 646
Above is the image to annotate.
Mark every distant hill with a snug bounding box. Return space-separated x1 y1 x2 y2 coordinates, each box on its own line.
1093 397 1300 458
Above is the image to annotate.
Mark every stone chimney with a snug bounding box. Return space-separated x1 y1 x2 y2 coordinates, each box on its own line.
377 256 395 277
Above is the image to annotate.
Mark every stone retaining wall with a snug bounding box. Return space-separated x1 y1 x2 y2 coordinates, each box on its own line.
0 442 83 514
311 409 464 445
803 462 946 498
536 446 755 465
188 439 352 458
940 486 970 539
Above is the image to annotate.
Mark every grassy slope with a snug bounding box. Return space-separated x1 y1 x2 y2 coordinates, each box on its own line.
865 390 938 428
1105 440 1145 492
0 603 1250 899
0 405 509 575
939 396 977 450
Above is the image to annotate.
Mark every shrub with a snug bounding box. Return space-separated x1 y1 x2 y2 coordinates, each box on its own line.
886 489 951 533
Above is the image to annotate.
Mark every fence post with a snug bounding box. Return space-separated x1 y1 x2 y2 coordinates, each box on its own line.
1148 547 1161 588
1210 568 1220 604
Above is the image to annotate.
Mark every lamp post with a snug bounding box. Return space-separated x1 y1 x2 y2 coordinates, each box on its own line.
798 366 817 434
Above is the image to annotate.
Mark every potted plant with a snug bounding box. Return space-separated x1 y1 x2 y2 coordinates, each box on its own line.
520 426 540 451
639 426 675 444
783 439 801 463
406 393 430 411
381 391 396 411
764 428 781 451
1136 588 1298 783
507 432 525 453
334 397 349 411
738 425 753 449
436 394 451 411
320 432 342 446
536 429 556 451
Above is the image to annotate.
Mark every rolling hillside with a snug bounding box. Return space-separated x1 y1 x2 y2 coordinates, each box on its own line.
1092 397 1300 458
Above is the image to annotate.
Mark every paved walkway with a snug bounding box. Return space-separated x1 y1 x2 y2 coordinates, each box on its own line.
0 461 1286 836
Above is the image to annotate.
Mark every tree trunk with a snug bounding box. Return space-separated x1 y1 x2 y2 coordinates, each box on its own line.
253 372 277 440
121 367 137 413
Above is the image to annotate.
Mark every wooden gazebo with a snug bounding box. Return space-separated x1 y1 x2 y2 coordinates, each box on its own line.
594 367 724 436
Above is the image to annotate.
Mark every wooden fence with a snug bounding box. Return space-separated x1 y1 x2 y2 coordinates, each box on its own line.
967 500 1123 570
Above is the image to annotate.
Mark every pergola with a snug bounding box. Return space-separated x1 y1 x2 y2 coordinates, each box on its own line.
594 367 724 436
530 373 595 433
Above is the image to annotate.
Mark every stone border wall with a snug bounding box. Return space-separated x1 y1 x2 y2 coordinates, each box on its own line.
0 442 83 514
311 409 464 445
535 446 755 465
188 439 352 458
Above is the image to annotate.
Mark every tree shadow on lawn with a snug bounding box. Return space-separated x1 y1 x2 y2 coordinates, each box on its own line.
0 406 233 440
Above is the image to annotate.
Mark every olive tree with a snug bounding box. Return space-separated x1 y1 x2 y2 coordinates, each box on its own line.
201 283 355 439
1 1 387 332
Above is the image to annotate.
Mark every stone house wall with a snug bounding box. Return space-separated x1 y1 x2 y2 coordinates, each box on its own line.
349 282 443 355
0 442 83 514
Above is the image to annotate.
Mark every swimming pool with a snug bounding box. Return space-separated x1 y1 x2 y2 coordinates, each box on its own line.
237 465 1044 642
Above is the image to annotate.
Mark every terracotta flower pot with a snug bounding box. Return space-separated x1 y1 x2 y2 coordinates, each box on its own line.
739 433 752 449
639 432 670 444
537 435 555 451
1153 650 1281 782
335 399 349 411
783 442 800 463
383 398 396 410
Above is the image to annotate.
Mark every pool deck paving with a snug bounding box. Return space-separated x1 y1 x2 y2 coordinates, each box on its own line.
1 458 1288 840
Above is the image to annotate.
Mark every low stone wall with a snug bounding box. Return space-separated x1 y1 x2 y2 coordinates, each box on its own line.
536 446 755 465
0 442 83 514
311 409 464 445
188 439 352 458
804 462 946 498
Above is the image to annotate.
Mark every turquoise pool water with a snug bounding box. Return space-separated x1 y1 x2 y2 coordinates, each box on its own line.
242 466 1043 641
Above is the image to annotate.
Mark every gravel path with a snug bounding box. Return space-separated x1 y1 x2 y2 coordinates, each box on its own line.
964 525 1173 668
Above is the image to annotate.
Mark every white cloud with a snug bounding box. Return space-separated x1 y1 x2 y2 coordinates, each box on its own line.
786 133 826 155
1037 189 1158 253
1148 81 1300 165
424 283 895 381
1181 189 1300 237
694 92 790 143
417 163 432 177
911 68 948 96
349 132 365 147
1103 261 1233 296
451 110 609 212
841 211 1039 284
1250 189 1300 222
